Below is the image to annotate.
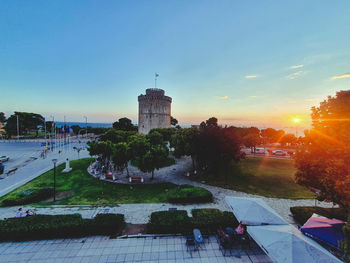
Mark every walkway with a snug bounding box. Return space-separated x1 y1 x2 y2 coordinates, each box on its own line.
0 235 272 263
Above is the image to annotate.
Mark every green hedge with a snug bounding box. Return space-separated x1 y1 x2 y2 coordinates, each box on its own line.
0 213 125 241
290 206 349 225
166 185 213 204
148 210 192 234
191 209 238 234
147 208 238 234
1 188 53 207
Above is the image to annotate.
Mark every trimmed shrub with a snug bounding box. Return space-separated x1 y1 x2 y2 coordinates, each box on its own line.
167 185 213 204
290 206 348 225
148 210 192 234
147 208 238 235
89 213 125 235
191 209 238 234
1 188 54 206
0 213 125 241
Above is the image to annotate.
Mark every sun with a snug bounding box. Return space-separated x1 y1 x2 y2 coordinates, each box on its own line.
293 118 301 124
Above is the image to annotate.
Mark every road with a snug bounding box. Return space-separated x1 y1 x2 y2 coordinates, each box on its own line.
0 141 90 197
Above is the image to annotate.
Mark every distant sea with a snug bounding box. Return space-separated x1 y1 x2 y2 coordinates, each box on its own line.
55 122 112 128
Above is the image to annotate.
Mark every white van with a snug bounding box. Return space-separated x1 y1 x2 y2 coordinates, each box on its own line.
255 148 266 154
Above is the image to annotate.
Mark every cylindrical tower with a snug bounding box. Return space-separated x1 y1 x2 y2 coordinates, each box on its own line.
138 88 172 134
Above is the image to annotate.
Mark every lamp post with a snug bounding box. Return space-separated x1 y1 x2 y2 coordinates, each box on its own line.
52 159 58 202
83 116 87 139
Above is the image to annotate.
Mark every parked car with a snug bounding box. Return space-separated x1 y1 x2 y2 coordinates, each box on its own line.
272 150 287 156
255 148 266 154
0 156 9 162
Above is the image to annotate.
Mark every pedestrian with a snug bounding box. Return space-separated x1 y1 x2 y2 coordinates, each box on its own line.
16 208 24 218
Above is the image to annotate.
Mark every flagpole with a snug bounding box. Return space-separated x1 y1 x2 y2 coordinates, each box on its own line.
155 74 157 89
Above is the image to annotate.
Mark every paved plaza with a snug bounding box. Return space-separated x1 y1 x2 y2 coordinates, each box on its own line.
0 235 272 263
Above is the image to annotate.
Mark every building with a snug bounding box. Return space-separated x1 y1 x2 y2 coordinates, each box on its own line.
138 88 172 134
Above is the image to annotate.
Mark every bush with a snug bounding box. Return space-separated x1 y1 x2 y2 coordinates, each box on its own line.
0 213 125 241
147 208 238 235
290 206 349 225
167 185 213 204
148 210 192 234
191 209 238 234
1 188 53 206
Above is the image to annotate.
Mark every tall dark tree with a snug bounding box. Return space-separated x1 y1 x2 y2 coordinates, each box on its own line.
170 116 178 126
171 127 200 169
112 142 132 177
5 112 44 136
0 112 6 123
295 90 350 206
112 117 137 131
261 128 285 144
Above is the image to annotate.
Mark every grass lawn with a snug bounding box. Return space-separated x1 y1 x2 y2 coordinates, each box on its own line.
198 157 315 199
0 158 185 206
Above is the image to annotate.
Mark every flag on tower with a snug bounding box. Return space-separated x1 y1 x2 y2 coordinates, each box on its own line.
155 73 159 78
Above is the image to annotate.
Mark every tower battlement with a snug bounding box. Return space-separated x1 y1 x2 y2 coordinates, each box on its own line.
138 88 172 103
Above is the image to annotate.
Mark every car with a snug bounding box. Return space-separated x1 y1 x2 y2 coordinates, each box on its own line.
272 150 287 156
0 156 9 162
255 148 266 154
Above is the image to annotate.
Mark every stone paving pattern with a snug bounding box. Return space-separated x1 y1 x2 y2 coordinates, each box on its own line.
0 235 272 263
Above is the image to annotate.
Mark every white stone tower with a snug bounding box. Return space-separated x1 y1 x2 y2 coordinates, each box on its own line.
138 88 172 134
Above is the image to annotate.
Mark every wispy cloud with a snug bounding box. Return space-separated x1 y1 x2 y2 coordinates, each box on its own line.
220 95 228 99
286 71 304 80
331 72 350 80
245 75 257 79
250 95 258 98
290 64 304 69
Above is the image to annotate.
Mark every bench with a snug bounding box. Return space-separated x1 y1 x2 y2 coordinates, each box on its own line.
105 172 116 181
129 177 144 183
6 168 18 176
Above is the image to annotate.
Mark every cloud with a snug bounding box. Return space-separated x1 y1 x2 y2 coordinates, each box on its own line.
331 72 350 80
245 75 257 79
220 95 228 99
290 64 304 69
286 71 303 80
250 95 258 98
287 99 297 104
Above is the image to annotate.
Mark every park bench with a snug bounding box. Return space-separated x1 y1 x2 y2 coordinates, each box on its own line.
6 168 18 176
105 172 116 181
129 176 144 183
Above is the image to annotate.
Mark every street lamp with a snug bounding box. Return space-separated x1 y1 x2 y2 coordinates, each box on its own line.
52 158 58 202
83 116 87 138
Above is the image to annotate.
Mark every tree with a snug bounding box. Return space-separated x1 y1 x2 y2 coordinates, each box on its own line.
171 116 178 126
0 112 6 124
112 117 137 131
280 133 297 147
295 90 350 206
261 128 285 144
5 112 44 136
87 141 114 171
146 131 165 146
171 127 200 169
111 142 132 177
137 144 169 180
100 129 136 144
149 128 176 142
243 133 261 152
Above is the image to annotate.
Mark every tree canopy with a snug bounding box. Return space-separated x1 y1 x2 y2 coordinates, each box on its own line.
295 90 350 206
5 112 44 136
112 117 137 131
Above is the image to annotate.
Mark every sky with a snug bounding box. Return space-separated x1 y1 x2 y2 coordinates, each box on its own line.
1 0 350 131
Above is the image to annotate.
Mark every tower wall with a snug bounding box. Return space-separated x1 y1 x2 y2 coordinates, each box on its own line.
138 88 172 134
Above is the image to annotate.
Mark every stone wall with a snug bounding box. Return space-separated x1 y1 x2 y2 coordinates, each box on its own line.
138 89 172 134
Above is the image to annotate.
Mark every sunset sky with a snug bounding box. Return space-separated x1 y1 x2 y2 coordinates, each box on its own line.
1 1 350 130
